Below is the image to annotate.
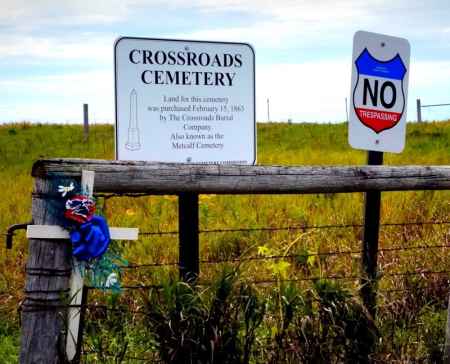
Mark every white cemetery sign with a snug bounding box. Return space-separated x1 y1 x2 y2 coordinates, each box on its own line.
114 37 256 164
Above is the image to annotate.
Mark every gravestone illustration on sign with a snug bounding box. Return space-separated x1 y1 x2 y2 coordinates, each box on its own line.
349 31 410 153
125 89 141 151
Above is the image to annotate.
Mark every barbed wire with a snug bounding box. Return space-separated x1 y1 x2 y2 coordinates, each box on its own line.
83 270 450 292
136 220 449 236
21 271 450 312
228 270 450 286
119 242 450 270
96 192 155 199
2 217 447 240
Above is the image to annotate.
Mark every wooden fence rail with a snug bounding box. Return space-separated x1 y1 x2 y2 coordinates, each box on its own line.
21 158 450 364
32 158 450 194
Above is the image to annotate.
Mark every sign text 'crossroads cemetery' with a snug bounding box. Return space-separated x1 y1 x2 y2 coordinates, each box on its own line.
115 37 255 164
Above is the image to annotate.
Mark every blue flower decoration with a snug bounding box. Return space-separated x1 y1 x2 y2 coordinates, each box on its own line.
70 215 111 261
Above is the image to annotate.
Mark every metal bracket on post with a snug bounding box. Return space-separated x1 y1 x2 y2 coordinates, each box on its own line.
5 222 32 249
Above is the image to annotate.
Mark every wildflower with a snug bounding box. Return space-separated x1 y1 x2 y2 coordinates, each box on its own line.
257 245 271 256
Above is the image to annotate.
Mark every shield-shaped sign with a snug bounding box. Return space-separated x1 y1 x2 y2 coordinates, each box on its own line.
353 48 407 133
349 31 410 153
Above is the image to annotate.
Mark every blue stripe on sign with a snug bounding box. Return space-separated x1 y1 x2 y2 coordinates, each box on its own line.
355 48 407 80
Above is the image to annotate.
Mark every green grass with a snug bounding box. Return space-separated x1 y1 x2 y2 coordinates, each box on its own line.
0 319 19 364
0 120 449 361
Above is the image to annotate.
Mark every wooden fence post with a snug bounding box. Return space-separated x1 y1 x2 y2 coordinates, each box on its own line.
22 169 138 363
83 104 89 142
178 192 199 281
417 98 422 123
20 178 72 364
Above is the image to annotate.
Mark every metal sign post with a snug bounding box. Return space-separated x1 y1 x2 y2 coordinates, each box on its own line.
348 30 410 336
361 150 383 318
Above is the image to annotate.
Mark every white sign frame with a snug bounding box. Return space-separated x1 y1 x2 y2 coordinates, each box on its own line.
114 37 256 164
349 31 410 153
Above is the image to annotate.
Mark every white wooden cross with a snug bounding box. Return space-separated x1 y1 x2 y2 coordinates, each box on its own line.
26 170 138 361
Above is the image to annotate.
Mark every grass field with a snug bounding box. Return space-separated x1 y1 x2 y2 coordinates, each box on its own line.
0 120 449 362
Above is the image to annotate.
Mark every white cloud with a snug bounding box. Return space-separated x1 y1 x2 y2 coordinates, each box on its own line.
2 0 449 39
410 60 450 89
1 0 449 123
173 1 378 48
173 0 450 54
2 58 450 123
0 0 131 30
256 60 351 122
2 0 449 63
169 0 378 17
0 34 114 62
255 59 450 122
0 70 114 122
409 61 450 121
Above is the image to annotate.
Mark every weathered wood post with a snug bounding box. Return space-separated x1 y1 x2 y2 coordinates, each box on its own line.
178 192 199 281
83 104 89 142
20 178 72 364
22 164 139 363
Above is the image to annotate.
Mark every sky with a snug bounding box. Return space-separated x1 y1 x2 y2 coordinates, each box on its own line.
1 0 450 124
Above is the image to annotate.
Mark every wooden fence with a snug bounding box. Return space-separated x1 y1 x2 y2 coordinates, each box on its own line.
20 158 450 363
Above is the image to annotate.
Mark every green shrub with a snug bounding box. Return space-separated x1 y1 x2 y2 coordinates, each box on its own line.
0 319 19 363
141 268 265 364
264 279 378 364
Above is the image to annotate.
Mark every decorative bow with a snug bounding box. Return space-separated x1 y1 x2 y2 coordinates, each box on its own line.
65 195 95 224
69 215 111 261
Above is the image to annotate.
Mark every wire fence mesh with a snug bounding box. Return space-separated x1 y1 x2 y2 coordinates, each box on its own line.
76 215 449 362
